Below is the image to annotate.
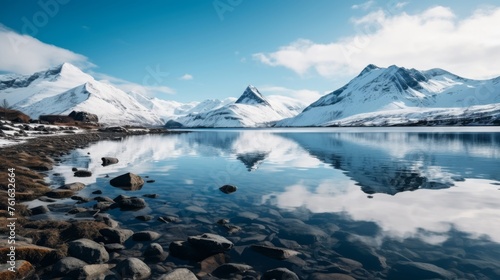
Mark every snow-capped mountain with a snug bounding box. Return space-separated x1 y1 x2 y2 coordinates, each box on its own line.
277 64 500 126
170 85 307 127
0 63 236 126
1 63 165 125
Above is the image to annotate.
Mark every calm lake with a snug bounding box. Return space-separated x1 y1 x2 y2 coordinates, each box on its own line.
41 128 500 279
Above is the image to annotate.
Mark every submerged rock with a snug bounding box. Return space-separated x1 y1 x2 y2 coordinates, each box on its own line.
188 233 234 254
388 261 456 279
133 231 161 241
212 263 253 278
219 184 238 194
261 267 299 280
157 268 197 280
250 244 300 260
110 172 144 190
113 195 147 209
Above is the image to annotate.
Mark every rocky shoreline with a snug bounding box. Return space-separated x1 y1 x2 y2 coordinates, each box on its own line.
0 128 190 279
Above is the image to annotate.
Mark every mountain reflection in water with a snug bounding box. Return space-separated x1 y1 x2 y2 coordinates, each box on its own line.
48 128 500 279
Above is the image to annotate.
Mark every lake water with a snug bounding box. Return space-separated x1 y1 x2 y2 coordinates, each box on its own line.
42 128 500 279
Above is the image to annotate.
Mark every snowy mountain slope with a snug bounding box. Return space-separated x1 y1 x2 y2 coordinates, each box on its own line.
17 80 164 125
171 85 307 127
277 64 500 126
0 63 93 106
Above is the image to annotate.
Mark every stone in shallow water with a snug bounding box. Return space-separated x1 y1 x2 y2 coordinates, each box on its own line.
261 267 299 280
185 205 207 213
99 228 134 244
115 257 151 280
219 184 237 194
110 172 144 190
143 243 168 262
212 263 253 278
157 268 197 280
388 261 456 279
188 233 234 254
250 244 300 260
51 256 88 277
133 231 161 241
309 273 356 280
113 195 147 209
136 215 154 221
67 238 109 264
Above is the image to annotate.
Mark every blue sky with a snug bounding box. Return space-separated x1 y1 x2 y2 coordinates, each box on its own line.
1 0 499 103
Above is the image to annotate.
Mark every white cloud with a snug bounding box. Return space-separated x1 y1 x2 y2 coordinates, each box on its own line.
395 2 408 9
259 86 323 104
253 6 500 80
179 74 193 80
0 25 94 74
93 72 176 97
352 0 375 10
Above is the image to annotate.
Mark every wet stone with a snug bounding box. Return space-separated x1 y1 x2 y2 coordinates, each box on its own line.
212 263 253 278
68 238 109 264
133 231 161 241
115 257 151 280
51 257 88 278
157 268 197 280
99 228 134 244
143 243 168 262
136 215 154 221
261 267 299 280
29 205 49 216
74 170 92 177
219 184 237 194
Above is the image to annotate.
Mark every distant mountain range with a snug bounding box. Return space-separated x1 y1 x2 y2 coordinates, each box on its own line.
1 63 499 126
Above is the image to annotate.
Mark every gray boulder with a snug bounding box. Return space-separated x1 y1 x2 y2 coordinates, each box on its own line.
143 243 167 262
113 195 147 209
132 231 161 241
212 263 253 278
99 228 134 244
110 172 144 190
188 233 233 254
69 111 99 123
262 267 299 280
51 257 88 277
115 258 151 280
250 244 300 260
68 238 109 264
157 268 197 280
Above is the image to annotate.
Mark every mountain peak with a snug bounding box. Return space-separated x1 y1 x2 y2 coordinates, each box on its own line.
235 85 270 106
